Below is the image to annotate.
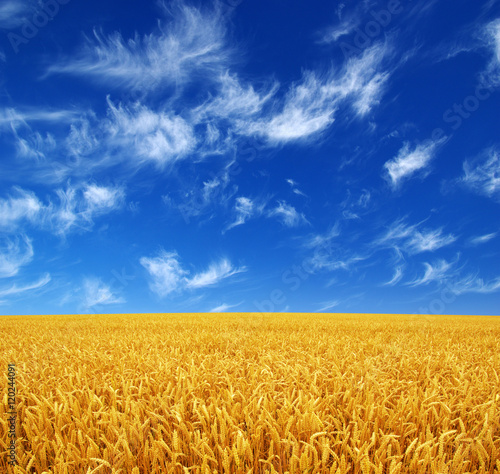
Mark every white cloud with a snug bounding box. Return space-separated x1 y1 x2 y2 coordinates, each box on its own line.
308 253 366 273
286 178 307 197
384 266 404 286
0 183 123 237
340 189 371 220
141 251 246 296
194 72 277 121
318 18 359 45
304 227 365 273
140 251 188 298
66 118 99 158
48 183 125 236
409 259 454 287
406 229 457 253
14 131 56 160
304 225 341 249
242 43 391 143
105 99 196 168
459 148 500 201
167 166 238 222
377 220 456 254
0 273 51 298
268 201 308 227
0 235 34 278
209 302 241 312
0 107 81 129
0 1 29 28
469 233 497 245
480 19 500 86
225 196 265 231
83 184 125 213
317 300 340 312
82 277 125 308
0 188 42 231
186 258 246 289
450 274 500 295
384 138 445 188
46 4 232 93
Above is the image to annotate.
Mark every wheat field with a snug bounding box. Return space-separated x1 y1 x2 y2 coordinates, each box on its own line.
1 313 499 473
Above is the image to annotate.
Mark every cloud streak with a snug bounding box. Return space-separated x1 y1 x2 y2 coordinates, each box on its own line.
82 277 125 308
459 148 500 201
0 0 30 29
376 219 456 254
241 43 392 143
384 138 445 188
186 258 246 289
46 4 232 93
268 201 308 227
0 273 51 299
141 251 245 297
409 259 454 287
0 235 34 278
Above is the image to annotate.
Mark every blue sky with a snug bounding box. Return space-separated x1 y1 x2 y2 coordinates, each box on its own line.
0 0 499 316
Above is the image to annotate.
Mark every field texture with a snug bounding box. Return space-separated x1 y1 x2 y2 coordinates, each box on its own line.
1 313 500 473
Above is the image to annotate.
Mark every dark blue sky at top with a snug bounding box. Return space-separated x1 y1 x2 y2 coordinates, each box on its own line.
0 0 499 315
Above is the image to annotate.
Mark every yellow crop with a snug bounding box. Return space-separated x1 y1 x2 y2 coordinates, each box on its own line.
1 313 499 473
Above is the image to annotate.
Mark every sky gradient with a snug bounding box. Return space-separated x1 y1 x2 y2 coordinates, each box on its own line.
0 0 499 316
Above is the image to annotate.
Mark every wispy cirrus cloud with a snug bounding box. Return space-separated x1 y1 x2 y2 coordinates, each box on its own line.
209 302 242 313
458 148 500 201
376 219 457 254
303 226 365 274
304 225 341 250
384 265 404 286
140 251 188 298
318 17 359 45
384 138 446 188
450 273 500 295
105 99 196 168
408 259 454 287
0 235 34 278
186 258 246 289
340 189 371 220
468 232 497 245
194 72 278 122
0 0 30 29
268 201 308 227
241 43 392 143
141 251 245 297
82 277 125 309
48 183 125 236
45 3 232 93
0 183 124 237
317 300 340 312
0 273 51 299
0 107 82 131
286 178 307 197
0 188 42 231
480 18 500 86
225 197 258 231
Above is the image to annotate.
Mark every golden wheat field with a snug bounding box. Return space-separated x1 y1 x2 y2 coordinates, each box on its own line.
1 313 499 474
